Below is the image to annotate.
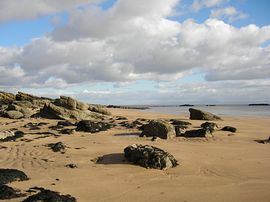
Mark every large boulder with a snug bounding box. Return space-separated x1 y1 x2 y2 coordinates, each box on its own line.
54 96 77 110
189 108 222 121
5 110 24 119
76 120 111 133
7 104 34 118
0 91 15 105
89 105 111 115
124 144 178 170
0 168 28 184
140 120 175 139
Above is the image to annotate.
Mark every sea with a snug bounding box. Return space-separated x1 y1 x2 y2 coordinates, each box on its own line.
143 105 270 117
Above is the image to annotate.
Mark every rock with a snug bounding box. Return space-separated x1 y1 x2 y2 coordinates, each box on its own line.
5 110 24 119
124 144 178 170
57 121 74 126
23 123 40 130
140 120 175 139
115 116 128 120
89 105 111 115
22 189 76 202
170 119 192 126
16 92 41 102
76 120 111 133
54 96 77 110
60 129 75 135
0 168 29 184
0 185 25 199
11 101 33 108
0 130 25 141
221 126 237 133
76 101 89 111
175 126 187 137
6 104 34 118
256 136 270 144
200 122 218 132
184 128 213 138
65 163 77 168
48 142 66 153
0 91 15 105
189 108 222 121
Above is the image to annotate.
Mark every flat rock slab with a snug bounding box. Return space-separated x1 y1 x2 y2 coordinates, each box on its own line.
124 144 178 170
23 189 77 202
0 168 29 184
0 184 25 200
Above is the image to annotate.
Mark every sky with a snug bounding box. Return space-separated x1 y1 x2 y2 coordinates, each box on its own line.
0 0 270 105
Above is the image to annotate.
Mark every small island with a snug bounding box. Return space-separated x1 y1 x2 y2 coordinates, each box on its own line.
248 103 269 106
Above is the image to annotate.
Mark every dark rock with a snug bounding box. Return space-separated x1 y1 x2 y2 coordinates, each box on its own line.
57 121 74 126
0 168 28 184
115 116 128 120
175 126 187 137
5 110 24 119
76 120 111 133
65 164 77 168
256 136 270 144
60 129 75 135
184 128 213 138
0 130 25 141
189 108 222 121
221 126 237 133
48 142 66 152
170 119 192 126
140 120 175 139
24 123 41 130
49 125 65 130
124 144 178 170
22 189 76 202
0 184 25 199
200 122 218 132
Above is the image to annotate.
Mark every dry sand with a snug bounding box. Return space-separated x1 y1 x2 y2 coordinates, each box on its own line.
0 108 270 202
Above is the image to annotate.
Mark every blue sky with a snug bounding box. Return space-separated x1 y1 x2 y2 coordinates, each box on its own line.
0 0 270 104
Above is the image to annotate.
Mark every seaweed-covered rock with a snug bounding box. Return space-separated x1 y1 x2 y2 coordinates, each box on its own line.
23 189 76 202
0 184 25 199
124 144 178 170
48 142 66 153
0 168 28 184
189 108 222 121
76 120 111 133
140 120 175 139
184 128 213 138
0 130 25 141
221 126 237 133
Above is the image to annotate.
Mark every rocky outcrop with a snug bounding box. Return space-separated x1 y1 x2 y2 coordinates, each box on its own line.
89 105 111 115
221 126 237 132
0 91 15 105
189 108 222 121
140 120 175 139
124 144 178 170
16 92 41 102
0 168 28 184
76 120 111 133
22 188 77 202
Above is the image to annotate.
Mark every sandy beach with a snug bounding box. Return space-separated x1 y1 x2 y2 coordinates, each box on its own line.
1 108 270 202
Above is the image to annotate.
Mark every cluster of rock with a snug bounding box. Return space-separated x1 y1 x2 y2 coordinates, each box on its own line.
124 144 178 170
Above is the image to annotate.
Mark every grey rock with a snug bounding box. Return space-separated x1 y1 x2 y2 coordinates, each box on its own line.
5 110 24 119
124 144 178 170
140 120 175 139
48 142 66 153
189 108 222 121
76 120 111 133
0 168 28 184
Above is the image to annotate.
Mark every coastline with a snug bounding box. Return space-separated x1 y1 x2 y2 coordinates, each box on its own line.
0 108 270 201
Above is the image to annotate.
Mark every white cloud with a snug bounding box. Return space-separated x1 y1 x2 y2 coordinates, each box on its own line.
210 6 247 22
191 0 227 11
0 0 102 22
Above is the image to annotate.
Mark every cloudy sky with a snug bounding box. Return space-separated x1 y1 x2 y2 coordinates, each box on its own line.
0 0 270 105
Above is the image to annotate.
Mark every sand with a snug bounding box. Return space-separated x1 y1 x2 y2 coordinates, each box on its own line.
0 108 270 202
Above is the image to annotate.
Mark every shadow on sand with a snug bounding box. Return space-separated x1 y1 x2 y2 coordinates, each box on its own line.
96 153 131 165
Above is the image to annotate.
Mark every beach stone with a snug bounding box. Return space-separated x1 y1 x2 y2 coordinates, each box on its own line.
201 122 218 132
0 130 25 141
0 168 29 184
184 128 213 138
221 126 237 132
0 185 25 199
22 189 76 202
175 126 187 137
60 129 75 135
170 119 192 126
140 120 175 139
76 120 111 133
48 142 66 153
257 136 270 144
124 144 178 170
5 110 24 119
57 121 74 126
189 108 222 121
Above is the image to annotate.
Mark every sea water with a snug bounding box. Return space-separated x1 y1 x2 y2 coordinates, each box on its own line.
144 105 270 117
